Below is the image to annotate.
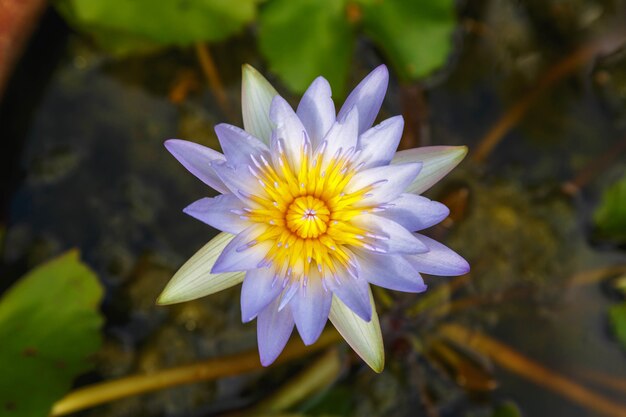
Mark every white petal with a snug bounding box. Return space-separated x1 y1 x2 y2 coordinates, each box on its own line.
157 233 244 305
392 146 468 194
319 105 359 169
352 214 427 254
164 139 228 194
270 95 308 171
345 163 422 208
183 194 249 234
257 297 294 366
291 273 332 345
240 267 282 323
406 234 470 276
380 194 449 231
324 266 372 321
297 76 336 148
356 116 404 169
329 288 384 373
211 225 273 273
242 64 278 144
337 65 389 134
215 123 269 168
353 249 427 293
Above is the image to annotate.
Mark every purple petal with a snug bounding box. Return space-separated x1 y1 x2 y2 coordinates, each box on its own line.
211 160 261 201
356 116 404 169
353 250 427 293
270 95 307 170
211 226 273 273
215 123 269 168
291 274 332 345
337 65 389 134
164 139 228 194
406 234 470 276
380 194 449 231
241 267 283 322
345 162 422 208
257 297 294 366
324 266 372 322
319 105 359 169
183 194 248 234
352 214 428 254
297 76 336 148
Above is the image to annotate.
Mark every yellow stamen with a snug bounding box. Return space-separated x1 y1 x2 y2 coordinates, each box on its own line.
244 143 376 285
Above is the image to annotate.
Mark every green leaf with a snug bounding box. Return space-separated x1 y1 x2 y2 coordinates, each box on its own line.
609 302 626 351
54 0 259 54
594 173 626 243
259 0 354 95
360 0 456 81
0 250 104 417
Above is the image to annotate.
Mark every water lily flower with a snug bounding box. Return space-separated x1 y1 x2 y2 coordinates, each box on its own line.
158 64 469 372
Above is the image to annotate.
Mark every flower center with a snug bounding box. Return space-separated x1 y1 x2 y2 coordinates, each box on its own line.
285 196 330 239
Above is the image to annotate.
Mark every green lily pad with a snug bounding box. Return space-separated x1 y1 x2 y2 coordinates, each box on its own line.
360 0 456 81
0 250 104 417
258 0 354 95
54 0 260 54
609 302 626 351
594 173 626 243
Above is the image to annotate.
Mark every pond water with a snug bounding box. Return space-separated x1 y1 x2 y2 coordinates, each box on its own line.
1 3 626 417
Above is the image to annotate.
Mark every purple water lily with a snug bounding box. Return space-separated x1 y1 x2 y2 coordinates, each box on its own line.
158 64 469 371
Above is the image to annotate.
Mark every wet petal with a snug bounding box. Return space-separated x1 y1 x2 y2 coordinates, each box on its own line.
329 288 384 372
164 139 228 194
215 123 269 168
392 146 468 194
356 116 404 169
297 76 336 148
337 65 389 134
241 267 283 322
270 95 308 170
157 233 244 305
211 225 273 273
354 250 427 293
257 297 294 366
352 214 427 254
406 234 470 276
380 194 449 231
242 64 278 144
183 194 249 234
346 162 422 207
291 273 332 345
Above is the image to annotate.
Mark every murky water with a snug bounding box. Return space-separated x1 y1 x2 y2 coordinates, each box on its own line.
1 2 626 417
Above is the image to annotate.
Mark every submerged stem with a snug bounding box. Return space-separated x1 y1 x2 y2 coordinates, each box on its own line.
439 324 626 417
51 330 341 416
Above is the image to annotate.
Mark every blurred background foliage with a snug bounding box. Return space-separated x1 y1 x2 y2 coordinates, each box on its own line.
0 0 626 417
54 0 456 95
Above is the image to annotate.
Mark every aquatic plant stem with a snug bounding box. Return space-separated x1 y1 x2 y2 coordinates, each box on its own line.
562 136 626 195
471 31 626 164
439 324 626 417
50 330 342 416
195 42 234 118
253 348 342 414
